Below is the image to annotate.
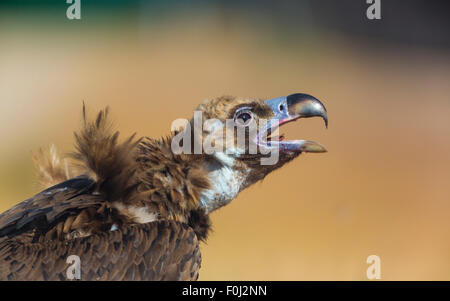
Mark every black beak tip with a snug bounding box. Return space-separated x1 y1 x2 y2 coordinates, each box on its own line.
287 93 328 128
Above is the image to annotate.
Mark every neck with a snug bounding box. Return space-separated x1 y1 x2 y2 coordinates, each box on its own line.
137 138 250 216
199 152 249 214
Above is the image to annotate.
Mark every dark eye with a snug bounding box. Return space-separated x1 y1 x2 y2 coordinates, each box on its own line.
279 103 285 112
235 110 253 126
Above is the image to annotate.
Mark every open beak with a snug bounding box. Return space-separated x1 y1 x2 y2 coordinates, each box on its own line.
260 93 328 153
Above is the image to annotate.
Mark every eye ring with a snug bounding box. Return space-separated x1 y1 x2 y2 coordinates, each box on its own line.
279 103 285 112
234 109 254 126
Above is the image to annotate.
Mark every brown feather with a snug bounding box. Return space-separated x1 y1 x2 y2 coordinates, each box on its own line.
32 144 75 189
71 105 142 203
0 221 200 280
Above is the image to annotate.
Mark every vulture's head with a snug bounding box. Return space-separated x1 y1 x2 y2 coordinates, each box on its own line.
181 93 328 213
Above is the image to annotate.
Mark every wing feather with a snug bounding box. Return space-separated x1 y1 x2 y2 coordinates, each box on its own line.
0 177 202 280
0 177 97 238
0 221 201 280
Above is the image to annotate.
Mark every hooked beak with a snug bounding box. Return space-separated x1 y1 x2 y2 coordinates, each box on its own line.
260 93 328 153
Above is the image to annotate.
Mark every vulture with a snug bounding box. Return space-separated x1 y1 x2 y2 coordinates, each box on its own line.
0 93 328 280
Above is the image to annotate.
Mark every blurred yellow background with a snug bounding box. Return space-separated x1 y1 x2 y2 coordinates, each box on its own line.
1 1 449 280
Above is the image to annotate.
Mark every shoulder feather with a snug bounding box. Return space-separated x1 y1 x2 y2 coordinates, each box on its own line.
71 105 142 202
32 144 75 190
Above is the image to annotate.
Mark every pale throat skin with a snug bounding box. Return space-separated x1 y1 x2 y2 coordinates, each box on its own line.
199 151 249 214
196 117 253 214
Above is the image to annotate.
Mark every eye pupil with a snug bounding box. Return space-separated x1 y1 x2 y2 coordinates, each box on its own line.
235 111 253 125
240 113 250 122
279 104 284 111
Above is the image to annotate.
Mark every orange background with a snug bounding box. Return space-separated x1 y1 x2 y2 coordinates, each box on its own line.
1 2 449 280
